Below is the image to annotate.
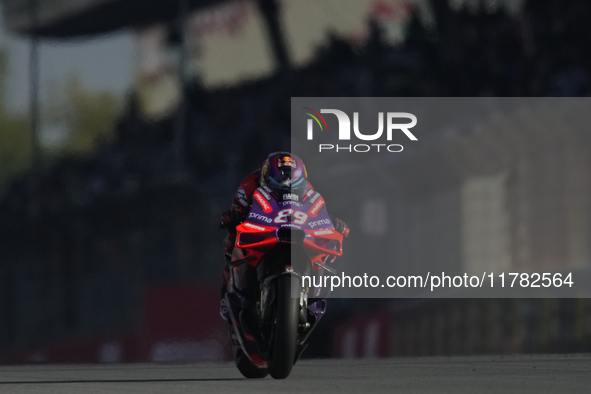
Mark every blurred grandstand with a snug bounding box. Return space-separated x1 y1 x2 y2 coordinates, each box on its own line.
1 0 591 362
3 0 590 221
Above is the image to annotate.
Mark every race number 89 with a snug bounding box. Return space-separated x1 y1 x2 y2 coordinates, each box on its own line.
274 209 308 225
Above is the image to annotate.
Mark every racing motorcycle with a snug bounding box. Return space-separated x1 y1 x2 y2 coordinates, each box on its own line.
223 186 343 379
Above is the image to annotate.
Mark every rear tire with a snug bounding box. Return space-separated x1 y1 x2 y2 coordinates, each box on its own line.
268 275 300 379
235 349 269 379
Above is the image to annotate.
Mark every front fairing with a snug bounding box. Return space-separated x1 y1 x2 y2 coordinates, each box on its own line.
235 188 343 259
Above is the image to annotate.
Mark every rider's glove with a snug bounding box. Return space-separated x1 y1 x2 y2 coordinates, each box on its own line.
333 217 350 238
220 207 247 230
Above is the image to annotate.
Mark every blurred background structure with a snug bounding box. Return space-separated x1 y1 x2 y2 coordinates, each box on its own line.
1 0 591 363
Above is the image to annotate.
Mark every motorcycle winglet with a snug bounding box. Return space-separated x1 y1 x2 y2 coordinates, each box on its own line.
304 239 343 257
228 255 258 268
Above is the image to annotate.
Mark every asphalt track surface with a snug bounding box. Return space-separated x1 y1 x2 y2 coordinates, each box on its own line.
0 355 590 393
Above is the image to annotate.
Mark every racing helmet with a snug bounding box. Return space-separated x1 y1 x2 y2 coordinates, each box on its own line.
261 152 308 201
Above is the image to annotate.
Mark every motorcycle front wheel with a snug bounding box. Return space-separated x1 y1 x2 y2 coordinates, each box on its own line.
267 274 300 379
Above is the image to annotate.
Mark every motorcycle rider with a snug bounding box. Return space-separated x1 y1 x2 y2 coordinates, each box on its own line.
219 152 350 321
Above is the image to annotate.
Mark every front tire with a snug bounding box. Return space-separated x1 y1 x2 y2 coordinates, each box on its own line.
267 275 300 379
